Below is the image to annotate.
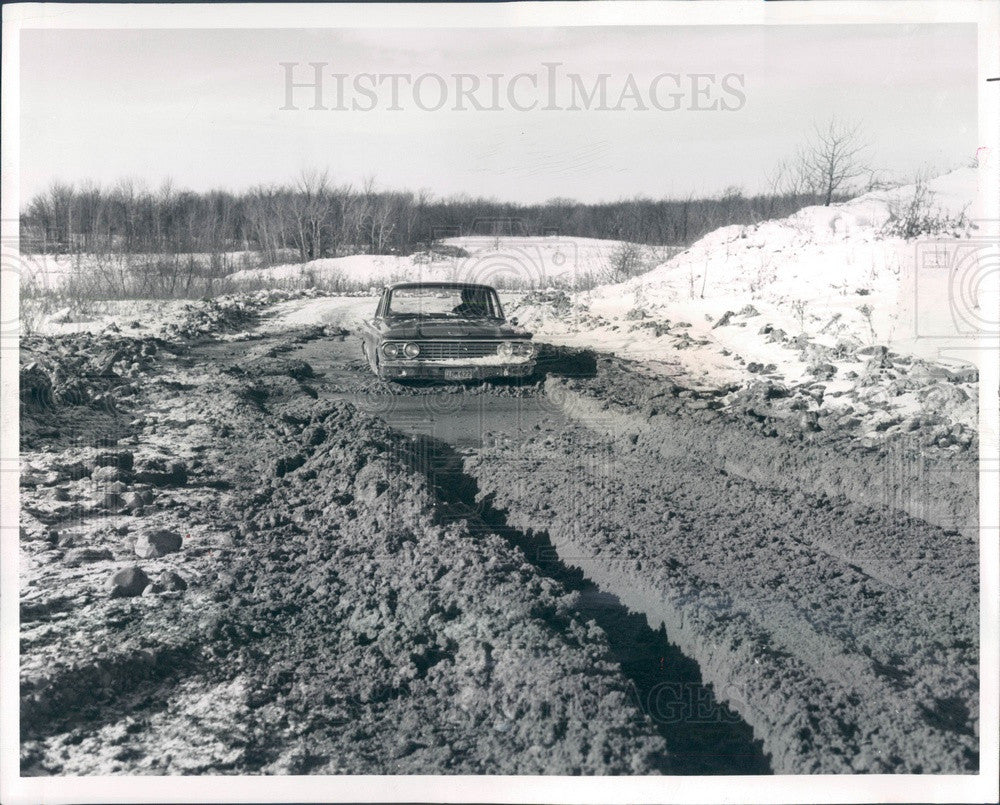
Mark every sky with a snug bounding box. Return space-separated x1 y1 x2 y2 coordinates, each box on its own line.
19 24 978 205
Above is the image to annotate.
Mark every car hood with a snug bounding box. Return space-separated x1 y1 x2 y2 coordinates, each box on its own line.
379 317 530 339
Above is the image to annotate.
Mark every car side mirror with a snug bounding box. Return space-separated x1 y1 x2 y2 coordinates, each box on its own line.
510 317 519 326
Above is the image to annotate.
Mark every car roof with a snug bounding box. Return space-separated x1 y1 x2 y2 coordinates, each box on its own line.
385 281 496 292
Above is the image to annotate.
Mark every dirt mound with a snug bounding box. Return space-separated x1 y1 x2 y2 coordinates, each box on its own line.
198 401 668 773
161 297 261 339
231 355 315 380
20 362 54 410
19 332 165 450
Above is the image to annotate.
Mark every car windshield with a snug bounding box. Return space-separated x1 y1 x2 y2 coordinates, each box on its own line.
387 287 502 318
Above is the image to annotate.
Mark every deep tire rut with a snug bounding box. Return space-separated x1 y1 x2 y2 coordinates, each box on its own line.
411 432 772 774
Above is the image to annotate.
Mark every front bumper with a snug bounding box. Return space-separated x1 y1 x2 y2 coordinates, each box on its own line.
379 361 536 380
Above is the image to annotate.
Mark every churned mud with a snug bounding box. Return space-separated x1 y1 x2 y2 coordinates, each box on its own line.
19 303 978 775
19 323 674 775
464 353 979 774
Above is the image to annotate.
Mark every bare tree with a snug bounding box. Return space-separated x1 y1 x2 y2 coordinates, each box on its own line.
285 169 333 261
796 118 870 205
246 185 283 265
605 240 646 283
763 159 809 215
862 167 894 194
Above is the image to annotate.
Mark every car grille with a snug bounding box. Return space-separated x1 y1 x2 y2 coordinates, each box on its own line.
416 341 499 360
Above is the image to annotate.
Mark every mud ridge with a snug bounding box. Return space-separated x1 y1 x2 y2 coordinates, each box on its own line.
544 368 976 538
410 433 772 774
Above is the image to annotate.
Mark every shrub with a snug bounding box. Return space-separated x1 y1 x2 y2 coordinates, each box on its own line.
880 176 970 239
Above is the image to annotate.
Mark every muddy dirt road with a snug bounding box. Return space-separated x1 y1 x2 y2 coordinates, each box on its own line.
19 316 978 775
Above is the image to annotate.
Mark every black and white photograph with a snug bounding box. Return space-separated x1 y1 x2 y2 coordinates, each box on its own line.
1 3 998 803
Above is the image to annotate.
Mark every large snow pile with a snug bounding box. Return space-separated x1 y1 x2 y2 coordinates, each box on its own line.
226 236 643 291
512 167 981 435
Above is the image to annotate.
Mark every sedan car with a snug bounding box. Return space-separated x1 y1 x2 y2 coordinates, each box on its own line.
360 282 537 381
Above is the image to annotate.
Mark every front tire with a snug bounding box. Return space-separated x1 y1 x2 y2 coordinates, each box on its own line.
362 339 380 376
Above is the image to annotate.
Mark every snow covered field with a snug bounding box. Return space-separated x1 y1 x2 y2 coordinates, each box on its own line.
18 251 262 292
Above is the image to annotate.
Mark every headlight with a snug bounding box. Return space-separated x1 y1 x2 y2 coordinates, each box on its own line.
403 342 420 358
496 341 514 358
512 341 536 358
382 342 400 359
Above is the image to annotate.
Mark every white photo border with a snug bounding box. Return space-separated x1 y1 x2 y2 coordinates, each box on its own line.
1 2 997 804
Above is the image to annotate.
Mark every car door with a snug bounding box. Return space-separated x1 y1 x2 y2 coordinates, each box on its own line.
360 290 388 371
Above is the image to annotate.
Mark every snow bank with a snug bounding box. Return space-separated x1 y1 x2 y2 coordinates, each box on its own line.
227 254 419 288
518 168 979 369
582 167 976 347
441 235 632 287
512 168 981 434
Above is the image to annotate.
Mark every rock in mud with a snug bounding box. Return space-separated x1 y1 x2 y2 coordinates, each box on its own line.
64 547 114 566
87 450 135 472
799 411 820 431
106 566 150 598
96 492 128 513
808 362 837 380
134 529 183 559
122 491 146 512
91 465 125 483
159 570 188 591
133 458 188 486
712 310 735 328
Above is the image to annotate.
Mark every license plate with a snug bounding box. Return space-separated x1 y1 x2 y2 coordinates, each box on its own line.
444 368 475 380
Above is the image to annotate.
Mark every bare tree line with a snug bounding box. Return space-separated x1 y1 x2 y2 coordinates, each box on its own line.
20 171 419 263
21 117 890 266
20 176 830 260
